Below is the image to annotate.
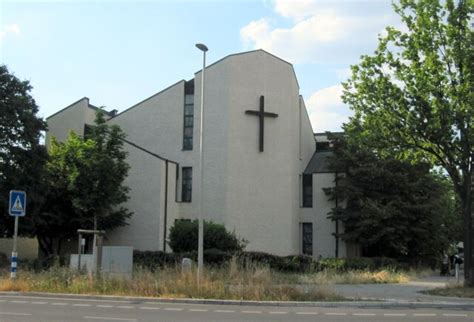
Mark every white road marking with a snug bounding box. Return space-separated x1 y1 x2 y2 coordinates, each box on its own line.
0 312 32 316
10 300 28 303
84 317 137 321
325 312 347 316
164 308 183 311
97 305 114 308
73 303 91 307
296 312 318 315
51 302 68 306
268 311 288 314
189 309 208 312
139 306 161 310
214 309 235 313
0 295 130 304
352 313 376 316
116 305 134 309
414 313 437 316
241 310 262 314
384 313 407 316
31 301 47 304
443 313 468 317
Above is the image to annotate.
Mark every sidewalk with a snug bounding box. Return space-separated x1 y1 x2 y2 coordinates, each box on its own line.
330 275 474 304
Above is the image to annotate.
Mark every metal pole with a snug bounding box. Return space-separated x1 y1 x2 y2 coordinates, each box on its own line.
77 233 82 271
196 43 208 284
96 235 103 274
10 216 19 279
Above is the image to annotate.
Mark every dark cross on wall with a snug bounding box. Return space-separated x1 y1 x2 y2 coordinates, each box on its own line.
245 95 278 152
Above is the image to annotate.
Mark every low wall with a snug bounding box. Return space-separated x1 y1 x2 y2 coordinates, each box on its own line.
0 237 38 259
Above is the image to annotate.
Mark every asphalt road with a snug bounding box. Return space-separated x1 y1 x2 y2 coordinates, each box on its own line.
1 294 473 322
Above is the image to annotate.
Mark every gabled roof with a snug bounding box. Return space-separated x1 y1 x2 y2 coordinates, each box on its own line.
304 151 335 174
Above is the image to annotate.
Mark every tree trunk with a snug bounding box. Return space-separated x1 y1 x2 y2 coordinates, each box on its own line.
462 169 473 286
37 236 54 259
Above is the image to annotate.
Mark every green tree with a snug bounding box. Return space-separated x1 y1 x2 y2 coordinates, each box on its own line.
342 0 473 283
326 137 461 264
168 220 246 253
0 65 47 237
33 111 132 257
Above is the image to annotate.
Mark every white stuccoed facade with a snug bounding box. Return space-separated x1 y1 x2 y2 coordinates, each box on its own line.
47 50 352 258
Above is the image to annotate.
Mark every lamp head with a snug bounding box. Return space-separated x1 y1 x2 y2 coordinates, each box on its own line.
195 43 208 52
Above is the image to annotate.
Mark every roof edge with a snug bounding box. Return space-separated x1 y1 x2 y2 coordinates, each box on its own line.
194 49 300 89
46 97 89 120
109 79 186 120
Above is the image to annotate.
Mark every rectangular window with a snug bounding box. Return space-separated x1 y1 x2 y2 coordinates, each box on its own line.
183 94 194 150
302 223 313 256
302 174 313 208
181 167 192 202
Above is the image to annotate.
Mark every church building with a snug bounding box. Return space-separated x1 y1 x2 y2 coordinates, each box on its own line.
46 50 353 258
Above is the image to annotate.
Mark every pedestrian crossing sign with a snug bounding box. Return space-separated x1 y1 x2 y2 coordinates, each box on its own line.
9 190 26 217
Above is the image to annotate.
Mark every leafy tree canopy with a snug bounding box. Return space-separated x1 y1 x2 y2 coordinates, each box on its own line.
34 111 132 257
0 65 47 237
342 0 473 280
326 137 461 263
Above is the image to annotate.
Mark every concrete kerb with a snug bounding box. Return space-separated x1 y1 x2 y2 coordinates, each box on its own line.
1 292 473 310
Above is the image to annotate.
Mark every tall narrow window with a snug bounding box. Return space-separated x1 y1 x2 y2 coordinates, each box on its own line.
181 167 192 202
302 174 313 207
183 80 194 150
302 223 313 256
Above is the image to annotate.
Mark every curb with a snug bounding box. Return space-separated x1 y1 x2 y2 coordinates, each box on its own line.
1 292 474 309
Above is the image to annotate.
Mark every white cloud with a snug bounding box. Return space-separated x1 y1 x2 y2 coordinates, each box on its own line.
241 0 398 64
306 85 352 132
0 24 21 41
274 0 318 21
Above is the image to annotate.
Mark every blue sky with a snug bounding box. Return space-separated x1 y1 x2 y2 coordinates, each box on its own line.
1 0 400 132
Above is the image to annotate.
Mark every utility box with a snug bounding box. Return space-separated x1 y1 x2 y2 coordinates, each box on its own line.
101 246 133 277
70 246 133 277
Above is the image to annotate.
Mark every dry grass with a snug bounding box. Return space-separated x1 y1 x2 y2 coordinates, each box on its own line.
296 269 410 285
0 261 343 301
0 258 413 301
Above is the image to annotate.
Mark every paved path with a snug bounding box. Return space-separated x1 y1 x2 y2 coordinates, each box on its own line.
1 294 473 322
330 275 474 304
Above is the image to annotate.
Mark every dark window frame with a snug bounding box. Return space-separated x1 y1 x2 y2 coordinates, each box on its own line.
181 167 192 202
302 174 313 208
182 94 194 150
302 222 313 256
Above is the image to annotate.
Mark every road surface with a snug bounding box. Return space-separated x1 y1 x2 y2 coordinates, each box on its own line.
1 294 472 322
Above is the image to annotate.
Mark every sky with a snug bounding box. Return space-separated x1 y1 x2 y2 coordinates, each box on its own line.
0 0 401 132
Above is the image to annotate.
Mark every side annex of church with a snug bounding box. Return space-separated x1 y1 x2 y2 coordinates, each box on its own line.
46 49 357 258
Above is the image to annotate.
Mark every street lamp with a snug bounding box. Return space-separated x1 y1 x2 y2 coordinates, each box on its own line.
195 43 208 283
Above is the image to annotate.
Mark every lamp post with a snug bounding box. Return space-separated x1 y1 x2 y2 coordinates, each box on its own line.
195 43 208 283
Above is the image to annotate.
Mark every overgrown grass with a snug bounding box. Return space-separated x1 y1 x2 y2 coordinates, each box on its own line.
295 268 410 285
0 261 341 301
0 259 413 301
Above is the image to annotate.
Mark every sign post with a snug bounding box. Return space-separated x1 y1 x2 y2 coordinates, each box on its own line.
8 190 26 279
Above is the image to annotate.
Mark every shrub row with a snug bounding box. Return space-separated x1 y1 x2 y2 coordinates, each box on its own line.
133 250 403 273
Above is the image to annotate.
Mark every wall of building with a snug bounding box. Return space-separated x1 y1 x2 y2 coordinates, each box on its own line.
210 51 303 255
46 97 97 147
105 144 164 250
299 172 346 258
46 50 327 257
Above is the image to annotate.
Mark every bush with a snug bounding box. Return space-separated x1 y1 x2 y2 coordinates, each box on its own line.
168 220 246 253
236 252 313 272
134 249 403 273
